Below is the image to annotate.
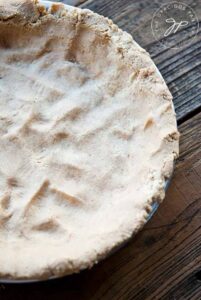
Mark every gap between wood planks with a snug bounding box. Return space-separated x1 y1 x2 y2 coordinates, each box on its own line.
177 105 201 126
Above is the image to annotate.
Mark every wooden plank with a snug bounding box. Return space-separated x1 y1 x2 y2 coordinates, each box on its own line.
80 0 201 121
1 116 201 300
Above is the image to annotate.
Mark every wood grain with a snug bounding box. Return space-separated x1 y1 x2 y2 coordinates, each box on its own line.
81 0 201 121
1 114 201 300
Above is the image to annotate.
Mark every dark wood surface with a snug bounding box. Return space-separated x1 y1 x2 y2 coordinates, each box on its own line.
1 0 201 299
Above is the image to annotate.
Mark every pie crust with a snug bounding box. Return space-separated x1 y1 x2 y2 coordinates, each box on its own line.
0 0 179 279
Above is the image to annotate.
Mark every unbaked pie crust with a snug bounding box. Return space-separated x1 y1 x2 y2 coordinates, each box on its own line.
0 0 179 279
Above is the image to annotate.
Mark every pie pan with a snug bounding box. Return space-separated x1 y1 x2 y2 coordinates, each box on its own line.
0 0 179 283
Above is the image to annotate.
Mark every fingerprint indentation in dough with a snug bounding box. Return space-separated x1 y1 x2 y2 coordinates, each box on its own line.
24 179 82 217
113 129 134 140
52 132 69 143
144 118 155 130
7 177 18 188
56 107 83 123
0 213 12 228
0 193 10 210
32 218 60 232
50 187 82 206
24 180 50 216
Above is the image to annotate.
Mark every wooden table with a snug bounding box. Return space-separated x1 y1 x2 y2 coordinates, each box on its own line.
1 0 201 299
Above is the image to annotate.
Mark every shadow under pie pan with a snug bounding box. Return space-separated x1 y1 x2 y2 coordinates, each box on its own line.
0 0 178 283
